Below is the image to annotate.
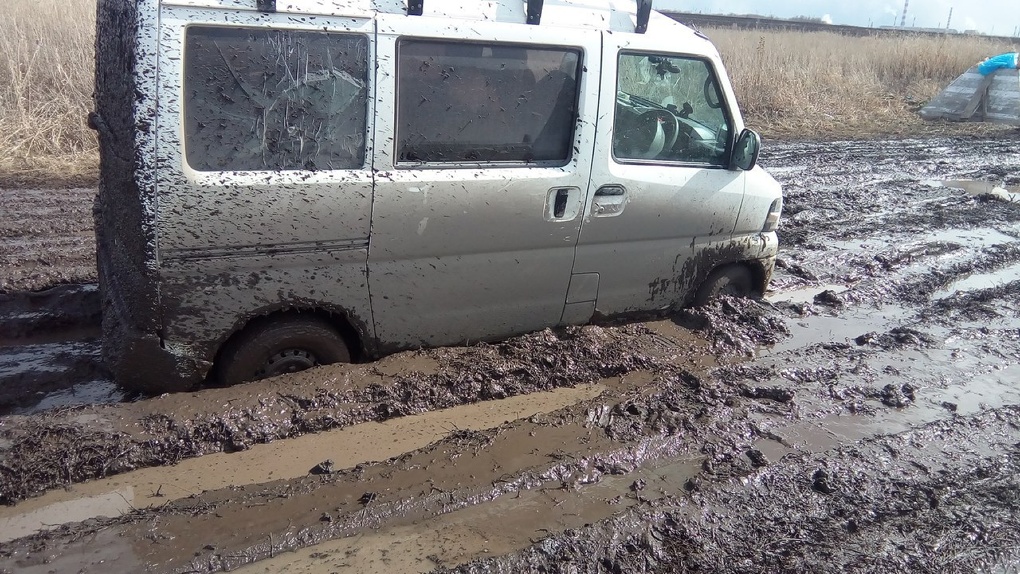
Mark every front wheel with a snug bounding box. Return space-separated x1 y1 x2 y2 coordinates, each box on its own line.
216 315 351 386
693 265 756 307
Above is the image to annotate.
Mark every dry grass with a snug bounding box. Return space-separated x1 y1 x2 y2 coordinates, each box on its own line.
0 0 1016 185
709 28 1018 138
0 0 97 186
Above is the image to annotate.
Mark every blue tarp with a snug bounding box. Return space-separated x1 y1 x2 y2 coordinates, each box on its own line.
978 52 1019 76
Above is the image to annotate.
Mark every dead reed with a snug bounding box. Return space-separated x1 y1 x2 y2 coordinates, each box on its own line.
0 0 1015 184
0 0 97 185
708 28 1017 137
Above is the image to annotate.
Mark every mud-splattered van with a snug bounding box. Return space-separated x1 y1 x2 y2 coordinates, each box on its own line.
91 0 783 393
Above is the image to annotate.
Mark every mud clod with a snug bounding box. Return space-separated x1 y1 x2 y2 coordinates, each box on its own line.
811 468 837 494
740 385 795 403
747 449 769 468
310 459 335 475
813 289 845 308
880 383 916 408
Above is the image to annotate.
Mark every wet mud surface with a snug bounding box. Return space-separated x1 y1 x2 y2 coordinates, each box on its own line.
2 135 1020 572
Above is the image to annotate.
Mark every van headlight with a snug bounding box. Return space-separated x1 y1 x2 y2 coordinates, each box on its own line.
762 198 783 232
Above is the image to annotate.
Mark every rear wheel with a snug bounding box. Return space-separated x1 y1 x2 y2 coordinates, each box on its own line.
693 265 755 306
216 315 351 386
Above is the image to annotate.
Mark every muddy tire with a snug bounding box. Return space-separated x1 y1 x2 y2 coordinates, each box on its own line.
693 265 756 306
216 315 351 386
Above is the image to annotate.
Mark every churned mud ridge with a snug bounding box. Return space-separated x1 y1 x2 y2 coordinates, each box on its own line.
351 324 662 419
671 297 789 357
0 283 100 342
0 305 828 573
0 303 782 505
0 357 799 573
444 406 1020 574
0 188 97 293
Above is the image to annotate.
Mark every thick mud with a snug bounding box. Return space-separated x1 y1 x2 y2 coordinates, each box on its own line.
2 135 1020 572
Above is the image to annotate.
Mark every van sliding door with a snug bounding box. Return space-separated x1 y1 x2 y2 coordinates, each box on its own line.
368 13 600 350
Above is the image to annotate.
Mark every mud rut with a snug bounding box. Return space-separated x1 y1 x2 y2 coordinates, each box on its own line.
1 135 1020 573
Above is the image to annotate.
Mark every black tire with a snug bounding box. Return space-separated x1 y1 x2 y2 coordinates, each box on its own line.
693 265 755 307
216 315 351 386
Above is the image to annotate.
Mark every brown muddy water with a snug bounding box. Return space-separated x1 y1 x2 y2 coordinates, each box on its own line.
2 135 1020 573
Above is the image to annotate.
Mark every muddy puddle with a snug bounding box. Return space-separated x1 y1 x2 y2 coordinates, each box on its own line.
0 383 607 543
3 135 1020 572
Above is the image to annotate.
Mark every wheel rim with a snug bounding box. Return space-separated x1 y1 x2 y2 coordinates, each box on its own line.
254 348 318 379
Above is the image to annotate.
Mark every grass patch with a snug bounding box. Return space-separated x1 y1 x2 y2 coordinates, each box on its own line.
710 28 1018 138
1 0 1016 186
0 0 96 186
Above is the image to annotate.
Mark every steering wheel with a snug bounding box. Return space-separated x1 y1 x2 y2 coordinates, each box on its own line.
704 76 722 109
633 110 680 159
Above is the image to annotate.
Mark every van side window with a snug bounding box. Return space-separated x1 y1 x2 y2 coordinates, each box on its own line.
613 53 731 166
183 27 369 172
395 40 581 165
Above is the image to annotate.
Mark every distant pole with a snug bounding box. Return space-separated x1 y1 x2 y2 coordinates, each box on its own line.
900 0 908 27
946 7 953 30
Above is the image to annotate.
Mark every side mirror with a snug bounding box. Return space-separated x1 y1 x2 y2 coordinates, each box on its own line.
730 128 761 171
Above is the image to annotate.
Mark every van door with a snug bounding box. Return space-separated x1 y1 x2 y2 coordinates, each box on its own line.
572 33 748 317
368 15 600 350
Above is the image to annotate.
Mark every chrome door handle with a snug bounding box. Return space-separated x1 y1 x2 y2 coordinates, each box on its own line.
592 184 628 217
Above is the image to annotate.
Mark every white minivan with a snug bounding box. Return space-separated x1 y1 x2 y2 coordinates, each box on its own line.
91 0 783 393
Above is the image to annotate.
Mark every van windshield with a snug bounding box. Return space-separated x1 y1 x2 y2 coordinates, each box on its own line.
613 53 731 165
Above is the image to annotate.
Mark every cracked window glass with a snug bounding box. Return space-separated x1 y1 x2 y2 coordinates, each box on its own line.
614 53 731 166
396 40 581 165
184 27 369 172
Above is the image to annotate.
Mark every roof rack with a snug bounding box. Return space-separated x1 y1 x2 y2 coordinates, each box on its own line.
526 0 543 24
401 0 653 32
635 0 652 33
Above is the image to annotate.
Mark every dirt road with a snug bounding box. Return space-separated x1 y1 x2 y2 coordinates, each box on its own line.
1 135 1020 573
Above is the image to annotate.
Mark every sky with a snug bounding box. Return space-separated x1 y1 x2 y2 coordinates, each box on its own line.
655 0 1020 36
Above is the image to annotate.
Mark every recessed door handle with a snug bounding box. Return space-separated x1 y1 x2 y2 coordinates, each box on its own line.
546 187 582 222
554 188 569 218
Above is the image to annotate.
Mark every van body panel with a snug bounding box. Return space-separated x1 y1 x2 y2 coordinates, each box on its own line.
94 0 171 389
735 166 784 235
153 6 377 360
368 16 601 349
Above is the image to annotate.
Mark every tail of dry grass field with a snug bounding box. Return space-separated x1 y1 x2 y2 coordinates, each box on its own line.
0 0 96 185
0 0 1016 185
710 28 1017 137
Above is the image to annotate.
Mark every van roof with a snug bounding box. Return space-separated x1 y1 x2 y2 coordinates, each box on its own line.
163 0 704 39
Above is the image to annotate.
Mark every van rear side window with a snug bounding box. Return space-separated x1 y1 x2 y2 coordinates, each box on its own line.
183 27 369 172
395 40 581 165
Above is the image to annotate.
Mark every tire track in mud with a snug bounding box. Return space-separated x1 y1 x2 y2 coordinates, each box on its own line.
2 136 1020 572
0 188 97 294
443 407 1020 574
0 320 724 505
